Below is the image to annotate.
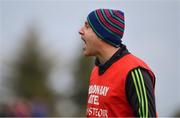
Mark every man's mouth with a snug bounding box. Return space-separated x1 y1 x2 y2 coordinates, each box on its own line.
81 38 86 44
81 38 87 50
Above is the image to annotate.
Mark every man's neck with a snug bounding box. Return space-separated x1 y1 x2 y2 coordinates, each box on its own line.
97 47 120 64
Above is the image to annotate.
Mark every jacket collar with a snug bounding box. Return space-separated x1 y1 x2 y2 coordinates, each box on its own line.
95 44 130 75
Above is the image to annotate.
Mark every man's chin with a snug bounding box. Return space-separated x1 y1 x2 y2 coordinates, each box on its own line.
83 51 92 56
84 53 91 56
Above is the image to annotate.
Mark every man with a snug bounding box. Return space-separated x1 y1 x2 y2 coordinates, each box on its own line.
79 9 157 117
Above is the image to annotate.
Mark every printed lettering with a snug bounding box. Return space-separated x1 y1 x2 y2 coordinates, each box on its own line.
88 94 99 105
88 85 109 96
87 107 108 117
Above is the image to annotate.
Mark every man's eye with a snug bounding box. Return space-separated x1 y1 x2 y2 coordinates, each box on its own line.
85 22 89 28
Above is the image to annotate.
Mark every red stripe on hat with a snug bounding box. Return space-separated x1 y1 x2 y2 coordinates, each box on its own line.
114 10 124 21
104 9 124 29
96 10 123 36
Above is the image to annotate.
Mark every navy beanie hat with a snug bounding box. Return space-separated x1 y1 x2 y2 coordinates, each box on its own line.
87 9 125 47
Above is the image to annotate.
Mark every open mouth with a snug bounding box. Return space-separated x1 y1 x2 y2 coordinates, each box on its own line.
81 37 87 50
81 37 86 44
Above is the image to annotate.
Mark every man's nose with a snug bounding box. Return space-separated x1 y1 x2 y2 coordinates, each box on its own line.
79 27 84 35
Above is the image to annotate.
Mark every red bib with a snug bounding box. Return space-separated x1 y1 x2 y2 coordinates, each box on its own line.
86 54 155 117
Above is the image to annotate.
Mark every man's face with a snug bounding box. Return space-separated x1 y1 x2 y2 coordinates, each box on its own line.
79 21 101 56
